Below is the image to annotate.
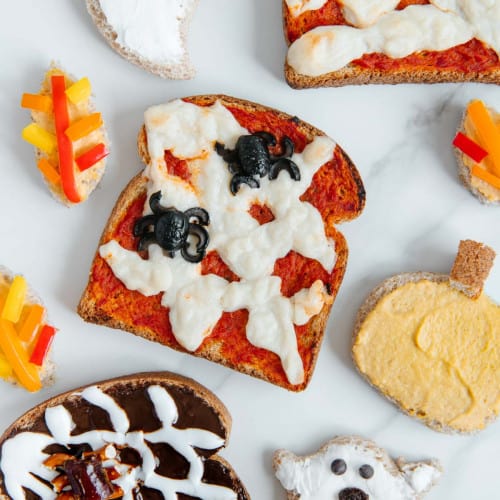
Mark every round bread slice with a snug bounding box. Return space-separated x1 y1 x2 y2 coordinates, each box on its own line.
86 0 199 80
0 371 250 500
352 259 500 434
455 102 500 206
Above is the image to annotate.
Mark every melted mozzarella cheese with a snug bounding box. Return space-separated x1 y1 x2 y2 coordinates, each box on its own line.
101 99 337 385
285 0 328 18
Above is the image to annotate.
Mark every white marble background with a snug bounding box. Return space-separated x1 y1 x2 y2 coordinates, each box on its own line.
0 1 499 499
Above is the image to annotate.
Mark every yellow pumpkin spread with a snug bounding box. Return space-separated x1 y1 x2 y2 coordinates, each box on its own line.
353 279 500 433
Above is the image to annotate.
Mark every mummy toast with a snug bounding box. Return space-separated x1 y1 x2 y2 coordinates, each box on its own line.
353 240 500 433
274 436 441 500
0 372 249 500
86 0 199 79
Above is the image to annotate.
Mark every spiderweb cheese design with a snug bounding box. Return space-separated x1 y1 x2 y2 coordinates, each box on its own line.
286 0 500 76
0 385 237 500
99 99 336 385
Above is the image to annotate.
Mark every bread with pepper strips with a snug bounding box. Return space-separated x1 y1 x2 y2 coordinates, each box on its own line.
283 0 500 89
0 371 250 500
78 94 365 391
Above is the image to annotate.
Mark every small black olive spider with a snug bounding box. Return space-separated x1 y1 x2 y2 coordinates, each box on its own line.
215 131 300 195
133 191 210 263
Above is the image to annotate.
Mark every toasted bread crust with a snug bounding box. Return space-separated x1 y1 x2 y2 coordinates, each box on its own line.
352 271 498 434
0 371 250 500
78 94 365 392
86 0 198 79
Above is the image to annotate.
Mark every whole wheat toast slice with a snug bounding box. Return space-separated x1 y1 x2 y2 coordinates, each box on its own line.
0 371 249 500
283 0 500 89
78 94 365 392
352 240 499 434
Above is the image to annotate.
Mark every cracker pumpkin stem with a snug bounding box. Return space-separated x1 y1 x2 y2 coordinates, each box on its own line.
449 239 496 299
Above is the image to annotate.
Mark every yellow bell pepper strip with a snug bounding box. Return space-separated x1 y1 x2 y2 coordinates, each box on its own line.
21 93 52 113
18 304 45 342
0 352 13 379
52 75 81 203
75 143 109 171
471 165 500 189
1 275 27 323
0 319 41 391
65 113 103 142
37 158 60 185
65 77 91 104
22 123 57 154
467 100 500 177
29 325 56 366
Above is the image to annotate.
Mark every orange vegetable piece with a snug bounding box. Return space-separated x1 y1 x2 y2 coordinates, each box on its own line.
471 165 500 189
467 100 500 177
37 158 60 185
0 352 12 379
18 304 45 342
21 93 52 113
0 319 41 392
1 275 27 323
65 113 103 142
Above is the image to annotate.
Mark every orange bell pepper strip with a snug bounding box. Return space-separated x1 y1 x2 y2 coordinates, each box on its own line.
471 165 500 189
0 319 41 392
1 275 27 323
51 75 81 203
0 352 12 379
18 304 45 342
21 93 52 113
467 100 500 177
37 158 60 185
65 113 103 141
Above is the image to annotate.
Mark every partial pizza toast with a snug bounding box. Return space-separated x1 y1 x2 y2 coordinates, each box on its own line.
0 371 249 500
78 94 365 391
283 0 500 89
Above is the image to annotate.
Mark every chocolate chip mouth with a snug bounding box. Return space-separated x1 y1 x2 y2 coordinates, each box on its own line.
338 487 369 500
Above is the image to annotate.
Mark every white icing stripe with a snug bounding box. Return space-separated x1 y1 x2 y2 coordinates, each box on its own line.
285 0 328 18
101 99 338 385
0 385 236 500
98 0 196 65
287 0 500 76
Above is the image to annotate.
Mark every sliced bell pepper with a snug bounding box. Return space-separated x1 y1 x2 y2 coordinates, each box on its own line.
471 165 500 189
29 325 57 367
22 123 57 154
21 93 52 113
52 75 81 203
37 158 60 185
18 304 45 342
65 113 103 142
467 100 500 176
452 132 488 163
65 77 91 105
0 319 41 392
0 352 13 379
1 275 27 323
75 143 109 171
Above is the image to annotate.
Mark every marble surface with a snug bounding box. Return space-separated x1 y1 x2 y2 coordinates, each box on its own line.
0 1 499 499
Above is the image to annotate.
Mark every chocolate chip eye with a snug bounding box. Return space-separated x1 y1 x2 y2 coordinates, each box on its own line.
359 464 374 479
331 459 347 475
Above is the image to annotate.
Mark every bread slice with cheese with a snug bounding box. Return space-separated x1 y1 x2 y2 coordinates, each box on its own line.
78 94 365 391
0 371 250 500
86 0 199 79
352 240 499 433
283 0 500 88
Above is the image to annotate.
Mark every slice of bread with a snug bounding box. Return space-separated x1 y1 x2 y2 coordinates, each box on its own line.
282 0 500 88
274 435 441 499
352 240 499 433
0 265 55 392
78 94 365 391
86 0 199 80
0 371 250 500
454 101 500 205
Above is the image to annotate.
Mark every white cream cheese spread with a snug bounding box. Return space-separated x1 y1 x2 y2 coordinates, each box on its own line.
0 385 236 500
286 0 500 76
99 0 196 65
100 99 337 385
